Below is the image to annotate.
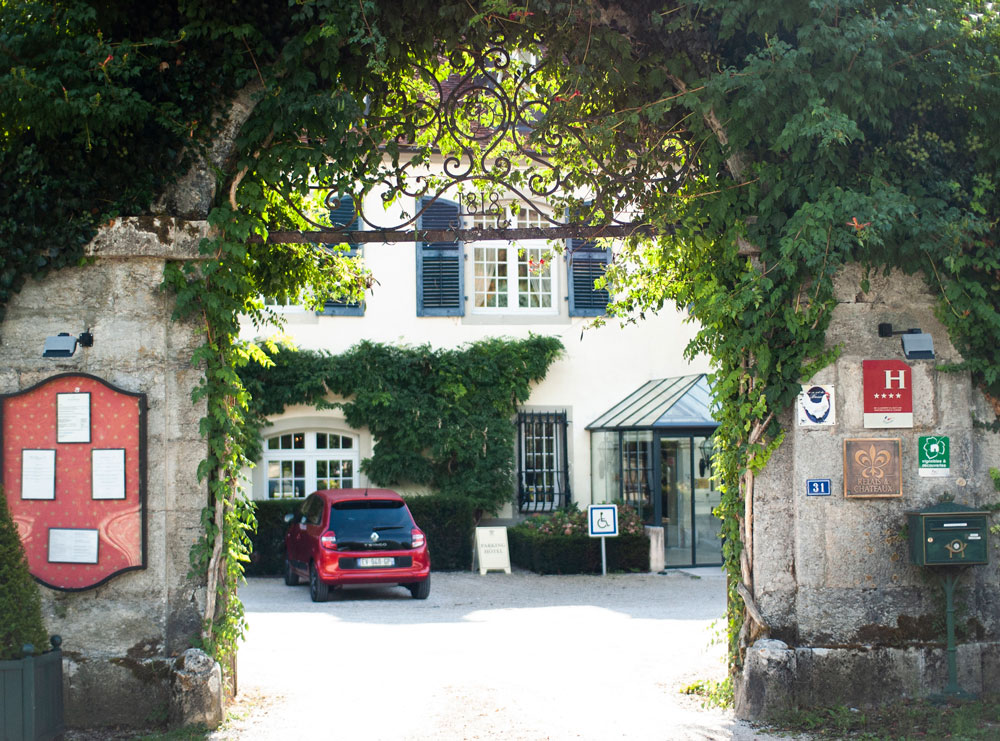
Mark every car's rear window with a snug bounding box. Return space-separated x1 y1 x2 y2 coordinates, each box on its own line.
329 500 412 533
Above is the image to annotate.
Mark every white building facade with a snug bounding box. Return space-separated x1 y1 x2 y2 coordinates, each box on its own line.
240 190 717 563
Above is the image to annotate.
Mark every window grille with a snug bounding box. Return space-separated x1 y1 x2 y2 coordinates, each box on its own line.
516 411 570 512
620 431 654 520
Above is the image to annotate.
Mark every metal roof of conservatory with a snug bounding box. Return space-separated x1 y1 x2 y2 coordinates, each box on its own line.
586 374 718 431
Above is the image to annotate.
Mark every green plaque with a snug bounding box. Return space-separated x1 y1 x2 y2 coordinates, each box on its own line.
918 435 950 477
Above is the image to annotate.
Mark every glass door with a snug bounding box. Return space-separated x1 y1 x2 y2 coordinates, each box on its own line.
657 434 722 567
661 438 693 566
693 436 722 565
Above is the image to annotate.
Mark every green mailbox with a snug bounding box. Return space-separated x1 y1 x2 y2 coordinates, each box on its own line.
907 502 989 566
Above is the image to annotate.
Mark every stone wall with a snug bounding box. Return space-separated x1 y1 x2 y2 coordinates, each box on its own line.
0 217 215 727
737 265 1000 718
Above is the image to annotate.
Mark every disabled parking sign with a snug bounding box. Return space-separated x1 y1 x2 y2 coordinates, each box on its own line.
588 504 619 537
588 505 618 576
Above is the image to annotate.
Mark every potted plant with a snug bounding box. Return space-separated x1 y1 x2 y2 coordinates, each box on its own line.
0 487 64 740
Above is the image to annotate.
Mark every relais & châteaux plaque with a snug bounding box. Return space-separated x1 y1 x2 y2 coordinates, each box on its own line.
844 438 902 498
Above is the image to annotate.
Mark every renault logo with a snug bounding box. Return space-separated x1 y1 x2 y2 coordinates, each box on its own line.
370 531 380 542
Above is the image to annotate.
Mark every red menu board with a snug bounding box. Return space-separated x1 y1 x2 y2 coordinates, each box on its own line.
862 360 913 429
1 374 146 590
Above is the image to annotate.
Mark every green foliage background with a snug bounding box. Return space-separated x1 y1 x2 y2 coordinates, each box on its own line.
4 0 999 674
240 337 564 517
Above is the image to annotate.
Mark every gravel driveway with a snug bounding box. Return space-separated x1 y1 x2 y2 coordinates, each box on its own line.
211 569 781 740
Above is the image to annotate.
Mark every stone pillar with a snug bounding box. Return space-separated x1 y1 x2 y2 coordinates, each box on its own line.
0 217 212 728
645 525 665 572
737 265 1000 719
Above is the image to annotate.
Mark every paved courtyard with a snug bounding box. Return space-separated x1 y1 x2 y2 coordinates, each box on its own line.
211 569 783 740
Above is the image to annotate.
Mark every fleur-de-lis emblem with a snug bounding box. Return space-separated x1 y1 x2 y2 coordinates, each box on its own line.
855 445 891 478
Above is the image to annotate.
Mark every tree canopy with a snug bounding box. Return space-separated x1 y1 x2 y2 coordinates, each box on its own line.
3 0 998 669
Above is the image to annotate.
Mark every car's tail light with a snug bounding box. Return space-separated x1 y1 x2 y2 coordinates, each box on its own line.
411 529 425 549
320 531 337 550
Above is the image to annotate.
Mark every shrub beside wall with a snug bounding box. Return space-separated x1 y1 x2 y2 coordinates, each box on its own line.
246 500 300 577
403 494 475 571
509 529 650 574
246 494 476 576
0 487 49 659
508 506 650 575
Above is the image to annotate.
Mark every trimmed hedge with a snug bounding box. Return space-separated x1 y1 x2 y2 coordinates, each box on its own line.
402 494 475 571
508 528 650 575
246 500 301 576
245 494 476 576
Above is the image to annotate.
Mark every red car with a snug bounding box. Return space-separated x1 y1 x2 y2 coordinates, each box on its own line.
283 488 431 602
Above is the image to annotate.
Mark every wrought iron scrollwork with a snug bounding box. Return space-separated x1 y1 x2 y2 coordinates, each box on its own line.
308 39 689 243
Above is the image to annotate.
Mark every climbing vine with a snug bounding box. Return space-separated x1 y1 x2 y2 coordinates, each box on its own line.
595 1 1000 663
240 337 563 517
4 0 1000 675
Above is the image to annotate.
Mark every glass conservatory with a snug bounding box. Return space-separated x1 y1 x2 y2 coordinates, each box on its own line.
588 374 721 568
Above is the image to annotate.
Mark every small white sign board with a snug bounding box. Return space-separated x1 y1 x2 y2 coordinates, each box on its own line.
588 504 619 537
474 527 511 575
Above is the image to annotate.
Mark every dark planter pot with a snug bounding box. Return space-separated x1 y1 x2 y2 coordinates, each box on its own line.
0 636 64 741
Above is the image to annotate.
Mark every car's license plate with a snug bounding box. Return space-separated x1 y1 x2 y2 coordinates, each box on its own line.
358 557 394 568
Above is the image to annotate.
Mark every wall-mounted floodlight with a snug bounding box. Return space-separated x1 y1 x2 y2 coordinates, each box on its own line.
42 330 93 358
878 323 934 360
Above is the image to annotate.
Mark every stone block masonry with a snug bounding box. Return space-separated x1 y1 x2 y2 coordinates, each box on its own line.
0 216 218 728
737 265 1000 718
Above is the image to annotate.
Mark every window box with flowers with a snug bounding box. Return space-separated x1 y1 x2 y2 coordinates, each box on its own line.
508 505 649 574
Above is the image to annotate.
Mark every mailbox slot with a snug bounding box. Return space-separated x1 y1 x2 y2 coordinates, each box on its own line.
907 505 989 566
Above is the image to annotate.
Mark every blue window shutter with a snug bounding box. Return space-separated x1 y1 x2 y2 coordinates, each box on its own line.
319 196 365 316
416 197 464 316
566 202 611 316
329 196 358 231
567 248 611 316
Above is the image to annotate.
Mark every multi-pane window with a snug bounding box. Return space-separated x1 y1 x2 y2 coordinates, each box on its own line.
320 195 365 316
261 296 308 314
470 205 547 229
316 433 353 450
268 459 306 499
621 431 654 519
316 459 353 490
263 431 359 499
268 433 306 451
517 411 570 512
472 204 555 313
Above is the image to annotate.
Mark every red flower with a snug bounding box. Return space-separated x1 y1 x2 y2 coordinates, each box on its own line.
554 90 581 103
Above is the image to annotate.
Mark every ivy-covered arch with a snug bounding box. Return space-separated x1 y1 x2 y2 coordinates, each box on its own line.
4 0 999 679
